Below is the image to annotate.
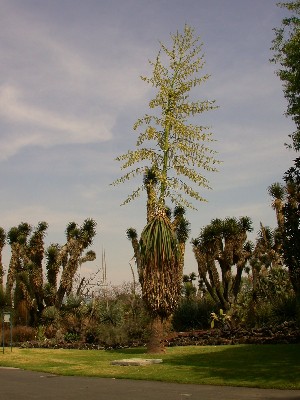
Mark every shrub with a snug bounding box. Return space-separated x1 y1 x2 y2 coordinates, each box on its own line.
42 306 60 326
270 295 297 325
64 332 81 343
1 325 36 344
172 296 218 331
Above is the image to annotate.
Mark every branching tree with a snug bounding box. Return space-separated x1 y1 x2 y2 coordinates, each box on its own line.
55 219 97 309
6 222 32 306
114 25 218 352
5 222 45 323
192 217 253 312
3 219 97 324
271 0 300 150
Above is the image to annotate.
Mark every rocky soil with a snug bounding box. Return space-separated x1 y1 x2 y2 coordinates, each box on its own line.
165 321 300 346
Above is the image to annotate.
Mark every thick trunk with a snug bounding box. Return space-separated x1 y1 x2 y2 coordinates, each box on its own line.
147 315 165 354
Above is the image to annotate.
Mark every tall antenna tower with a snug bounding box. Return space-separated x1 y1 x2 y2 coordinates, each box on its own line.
101 247 107 286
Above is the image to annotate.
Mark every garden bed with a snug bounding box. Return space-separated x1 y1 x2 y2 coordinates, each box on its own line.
166 321 300 346
13 321 300 350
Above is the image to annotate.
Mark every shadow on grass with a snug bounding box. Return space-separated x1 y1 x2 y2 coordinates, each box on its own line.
108 348 147 356
164 344 300 388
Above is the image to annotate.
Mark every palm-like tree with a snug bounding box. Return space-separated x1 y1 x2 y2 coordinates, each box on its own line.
139 209 180 352
126 228 142 284
268 182 286 230
126 204 190 353
115 26 217 353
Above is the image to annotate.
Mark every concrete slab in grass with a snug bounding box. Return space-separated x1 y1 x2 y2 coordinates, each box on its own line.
111 358 163 366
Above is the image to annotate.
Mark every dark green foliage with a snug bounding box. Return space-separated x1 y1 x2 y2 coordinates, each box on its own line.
272 295 298 323
236 268 297 327
126 228 138 240
139 214 181 318
282 157 300 296
271 1 300 150
41 306 60 326
172 296 218 331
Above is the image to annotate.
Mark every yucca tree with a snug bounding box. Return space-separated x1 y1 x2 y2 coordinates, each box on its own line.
114 25 218 352
126 205 189 352
268 182 286 232
55 218 97 308
14 271 33 325
172 206 190 272
140 210 180 351
6 222 32 305
5 222 48 322
249 223 283 309
28 221 48 316
44 243 61 307
0 227 6 288
192 217 253 311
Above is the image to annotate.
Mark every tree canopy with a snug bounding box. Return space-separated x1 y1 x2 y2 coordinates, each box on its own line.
271 1 300 150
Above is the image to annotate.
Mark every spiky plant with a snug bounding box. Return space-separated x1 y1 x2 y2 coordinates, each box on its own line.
140 211 181 352
45 243 61 292
140 212 180 318
268 182 286 230
126 228 142 282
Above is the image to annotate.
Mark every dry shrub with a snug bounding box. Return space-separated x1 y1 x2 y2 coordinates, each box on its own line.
0 325 36 345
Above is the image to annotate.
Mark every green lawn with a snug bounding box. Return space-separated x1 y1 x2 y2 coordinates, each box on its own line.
1 344 299 389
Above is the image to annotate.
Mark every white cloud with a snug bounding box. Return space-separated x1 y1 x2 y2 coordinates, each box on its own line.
0 84 114 159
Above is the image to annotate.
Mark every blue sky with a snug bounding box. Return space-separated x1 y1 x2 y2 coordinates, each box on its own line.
0 0 296 285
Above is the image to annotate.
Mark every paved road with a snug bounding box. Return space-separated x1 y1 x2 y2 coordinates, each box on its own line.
1 367 300 400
